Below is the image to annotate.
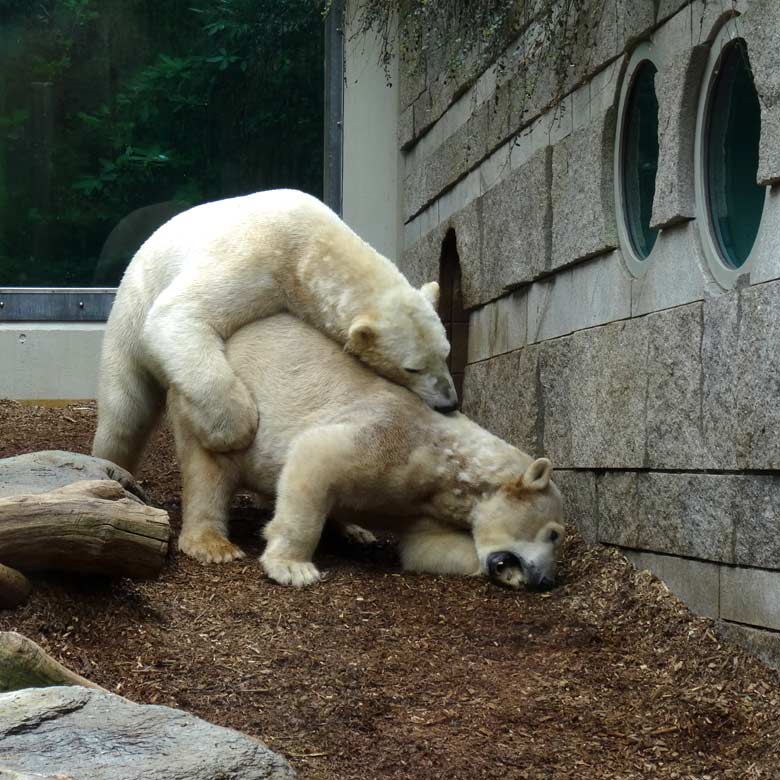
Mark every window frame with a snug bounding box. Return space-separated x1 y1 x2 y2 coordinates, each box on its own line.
614 41 664 278
694 19 767 290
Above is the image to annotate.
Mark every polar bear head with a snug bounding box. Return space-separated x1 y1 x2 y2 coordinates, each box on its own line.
471 458 565 590
345 281 458 412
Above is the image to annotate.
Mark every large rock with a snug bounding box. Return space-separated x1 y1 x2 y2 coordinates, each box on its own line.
0 451 146 502
0 686 295 780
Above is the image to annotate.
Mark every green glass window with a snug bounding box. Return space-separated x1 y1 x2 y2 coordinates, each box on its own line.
705 39 764 269
622 60 660 260
0 2 324 288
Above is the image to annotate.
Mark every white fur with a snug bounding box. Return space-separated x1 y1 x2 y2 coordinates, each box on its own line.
92 189 456 472
169 314 565 588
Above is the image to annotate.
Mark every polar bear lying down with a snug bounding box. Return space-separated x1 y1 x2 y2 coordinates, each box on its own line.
93 189 456 474
169 313 566 590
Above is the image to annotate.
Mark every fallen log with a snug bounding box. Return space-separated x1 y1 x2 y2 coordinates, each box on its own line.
0 631 106 692
0 564 31 609
0 480 170 579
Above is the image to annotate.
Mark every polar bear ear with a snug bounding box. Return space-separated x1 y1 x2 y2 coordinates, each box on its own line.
518 458 553 492
419 281 440 308
347 317 377 352
507 458 552 495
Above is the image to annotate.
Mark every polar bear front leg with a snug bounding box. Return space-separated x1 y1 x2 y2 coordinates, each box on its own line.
261 425 358 587
171 400 245 564
398 518 482 577
143 281 260 453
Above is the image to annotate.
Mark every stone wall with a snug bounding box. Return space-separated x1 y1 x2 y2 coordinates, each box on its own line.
394 0 780 668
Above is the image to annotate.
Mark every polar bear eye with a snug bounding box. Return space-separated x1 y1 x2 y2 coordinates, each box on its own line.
404 367 422 374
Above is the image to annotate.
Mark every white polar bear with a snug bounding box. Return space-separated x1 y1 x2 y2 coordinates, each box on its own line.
92 189 457 473
168 313 566 590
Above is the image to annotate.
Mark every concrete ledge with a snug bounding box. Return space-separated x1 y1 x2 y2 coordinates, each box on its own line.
625 550 720 618
0 324 104 401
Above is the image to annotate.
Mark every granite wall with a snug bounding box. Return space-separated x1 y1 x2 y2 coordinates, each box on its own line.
395 0 780 668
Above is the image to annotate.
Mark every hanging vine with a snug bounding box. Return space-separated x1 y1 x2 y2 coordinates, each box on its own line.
338 0 589 108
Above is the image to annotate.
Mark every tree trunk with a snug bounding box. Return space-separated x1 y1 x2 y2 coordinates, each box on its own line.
0 631 106 692
0 564 31 609
0 480 170 579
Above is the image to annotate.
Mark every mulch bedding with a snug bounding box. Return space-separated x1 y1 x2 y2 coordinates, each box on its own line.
1 400 779 780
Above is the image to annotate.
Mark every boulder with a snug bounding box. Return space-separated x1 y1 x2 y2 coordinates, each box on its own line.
0 451 147 502
0 686 295 780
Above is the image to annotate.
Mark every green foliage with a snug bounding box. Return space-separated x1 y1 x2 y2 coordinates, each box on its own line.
0 0 325 286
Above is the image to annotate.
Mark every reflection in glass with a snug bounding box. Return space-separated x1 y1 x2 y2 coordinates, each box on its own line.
706 39 764 269
622 60 659 260
0 2 324 286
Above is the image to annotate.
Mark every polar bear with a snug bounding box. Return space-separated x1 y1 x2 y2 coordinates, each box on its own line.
168 312 566 590
92 189 457 473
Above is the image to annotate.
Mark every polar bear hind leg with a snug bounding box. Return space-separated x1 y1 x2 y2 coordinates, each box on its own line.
170 399 245 564
92 350 165 474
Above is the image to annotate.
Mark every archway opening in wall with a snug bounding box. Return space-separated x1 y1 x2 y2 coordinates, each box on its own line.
438 228 469 408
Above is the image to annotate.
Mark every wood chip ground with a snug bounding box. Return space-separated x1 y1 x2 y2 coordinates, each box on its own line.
1 400 779 780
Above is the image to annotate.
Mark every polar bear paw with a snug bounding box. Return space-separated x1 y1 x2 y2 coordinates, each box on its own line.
179 528 246 564
339 523 377 545
181 379 260 453
260 553 322 587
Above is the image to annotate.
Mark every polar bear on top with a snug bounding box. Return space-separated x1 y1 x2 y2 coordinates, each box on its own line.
92 189 457 473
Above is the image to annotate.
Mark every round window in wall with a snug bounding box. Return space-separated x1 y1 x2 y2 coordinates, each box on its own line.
622 60 660 260
704 39 764 270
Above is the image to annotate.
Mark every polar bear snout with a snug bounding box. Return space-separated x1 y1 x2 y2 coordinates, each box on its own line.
486 550 555 591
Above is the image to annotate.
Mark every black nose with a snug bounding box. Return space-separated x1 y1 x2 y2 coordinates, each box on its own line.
526 574 555 592
486 551 523 587
434 402 458 414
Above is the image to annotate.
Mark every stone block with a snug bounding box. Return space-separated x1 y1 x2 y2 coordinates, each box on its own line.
750 183 780 285
720 566 780 632
741 0 780 184
701 292 741 470
399 222 447 288
484 79 513 153
651 43 709 228
597 472 735 562
537 335 575 467
552 469 598 543
625 550 720 618
716 621 780 671
527 251 631 344
399 104 415 150
551 117 619 272
444 198 482 307
478 143 512 197
732 282 780 469
733 475 780 569
645 302 713 470
461 346 539 453
703 281 780 471
568 318 648 467
506 21 562 133
478 146 551 300
656 0 689 22
398 16 427 112
630 221 718 317
466 290 527 364
402 154 428 221
568 1 655 87
538 318 648 468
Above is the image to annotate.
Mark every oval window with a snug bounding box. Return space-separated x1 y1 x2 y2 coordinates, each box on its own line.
704 39 763 269
622 61 660 260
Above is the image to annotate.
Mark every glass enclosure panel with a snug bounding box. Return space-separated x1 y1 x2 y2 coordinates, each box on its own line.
622 60 659 260
0 1 323 287
705 39 763 269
